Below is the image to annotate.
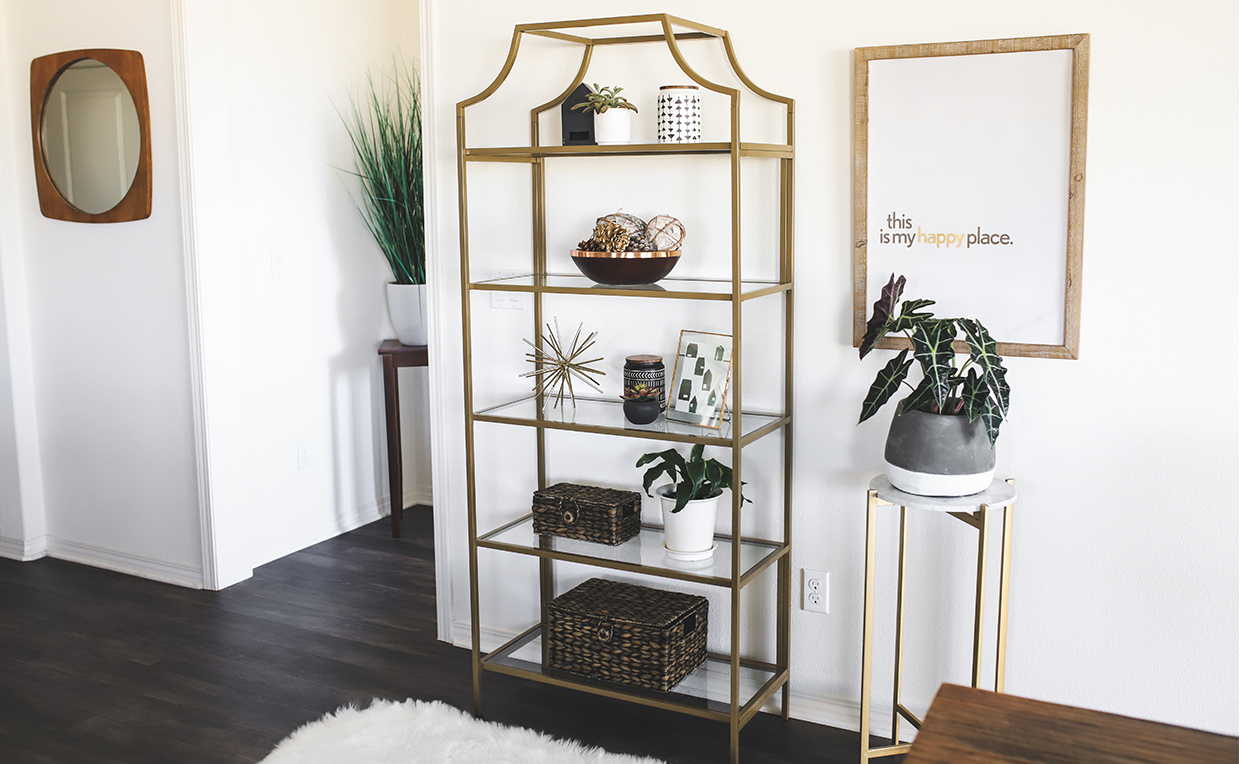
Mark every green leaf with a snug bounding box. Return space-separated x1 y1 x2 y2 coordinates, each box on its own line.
889 298 935 333
980 397 1003 446
911 319 956 411
859 349 912 424
673 481 695 514
901 376 937 414
686 459 706 496
958 319 1010 416
641 463 675 498
859 273 905 359
961 368 989 422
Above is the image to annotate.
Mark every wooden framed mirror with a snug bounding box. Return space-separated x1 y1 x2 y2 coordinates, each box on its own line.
30 49 152 223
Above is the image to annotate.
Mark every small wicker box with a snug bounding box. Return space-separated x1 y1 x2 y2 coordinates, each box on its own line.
545 578 708 693
532 483 641 546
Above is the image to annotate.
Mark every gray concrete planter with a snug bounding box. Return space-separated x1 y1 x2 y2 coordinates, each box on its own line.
883 401 995 496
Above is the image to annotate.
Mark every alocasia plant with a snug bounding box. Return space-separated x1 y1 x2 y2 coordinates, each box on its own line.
858 273 1011 445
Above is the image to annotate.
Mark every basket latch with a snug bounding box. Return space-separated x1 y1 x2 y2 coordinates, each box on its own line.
559 497 579 525
596 620 614 644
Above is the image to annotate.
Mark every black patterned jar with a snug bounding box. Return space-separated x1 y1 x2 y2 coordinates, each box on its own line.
624 355 665 402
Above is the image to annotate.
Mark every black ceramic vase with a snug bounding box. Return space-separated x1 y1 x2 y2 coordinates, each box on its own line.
623 398 662 425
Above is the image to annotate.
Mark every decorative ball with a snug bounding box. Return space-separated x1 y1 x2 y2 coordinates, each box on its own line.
645 215 685 251
597 212 647 238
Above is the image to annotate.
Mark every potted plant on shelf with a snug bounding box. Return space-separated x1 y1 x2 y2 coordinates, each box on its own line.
858 274 1011 497
636 444 750 560
570 84 638 145
621 382 662 425
342 59 427 346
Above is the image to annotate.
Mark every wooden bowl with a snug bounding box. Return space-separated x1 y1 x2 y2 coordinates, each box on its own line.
570 250 681 286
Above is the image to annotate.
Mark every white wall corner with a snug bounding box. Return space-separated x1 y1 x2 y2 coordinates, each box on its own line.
45 536 203 589
0 534 47 562
251 497 388 569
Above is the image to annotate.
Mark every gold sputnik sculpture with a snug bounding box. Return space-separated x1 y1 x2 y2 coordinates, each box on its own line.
521 319 605 408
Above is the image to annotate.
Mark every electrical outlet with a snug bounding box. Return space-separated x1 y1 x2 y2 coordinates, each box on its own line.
490 269 525 309
271 251 287 281
296 440 311 471
802 569 829 613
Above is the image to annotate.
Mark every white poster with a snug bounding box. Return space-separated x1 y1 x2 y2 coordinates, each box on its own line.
865 47 1076 348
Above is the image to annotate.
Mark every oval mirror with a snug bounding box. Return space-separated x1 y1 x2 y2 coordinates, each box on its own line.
31 49 151 223
42 59 140 214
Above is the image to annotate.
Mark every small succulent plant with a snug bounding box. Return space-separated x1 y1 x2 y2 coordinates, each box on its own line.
570 84 639 114
620 383 660 402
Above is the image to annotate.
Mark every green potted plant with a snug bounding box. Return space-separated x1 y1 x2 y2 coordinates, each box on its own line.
571 83 638 145
635 444 749 559
342 59 426 345
859 273 1011 496
620 382 662 425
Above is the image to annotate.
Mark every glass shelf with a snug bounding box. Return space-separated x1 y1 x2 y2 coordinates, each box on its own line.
472 396 788 447
470 273 789 301
463 142 793 160
478 516 786 588
482 625 787 722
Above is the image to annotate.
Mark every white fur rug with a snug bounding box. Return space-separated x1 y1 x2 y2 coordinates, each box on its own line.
259 699 666 764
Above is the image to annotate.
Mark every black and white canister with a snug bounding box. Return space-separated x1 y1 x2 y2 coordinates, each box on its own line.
624 354 665 403
657 86 701 143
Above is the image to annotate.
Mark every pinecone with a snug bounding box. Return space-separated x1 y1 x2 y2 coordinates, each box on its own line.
592 221 631 252
576 238 601 252
627 232 656 252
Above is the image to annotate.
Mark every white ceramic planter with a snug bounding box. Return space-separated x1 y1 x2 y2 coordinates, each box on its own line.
594 109 632 145
658 485 720 560
386 282 428 346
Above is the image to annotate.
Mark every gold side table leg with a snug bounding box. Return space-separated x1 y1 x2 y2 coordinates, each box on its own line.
891 505 908 745
971 505 990 689
995 480 1015 692
860 489 879 762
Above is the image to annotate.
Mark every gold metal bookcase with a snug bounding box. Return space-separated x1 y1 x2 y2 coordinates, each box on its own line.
455 15 794 763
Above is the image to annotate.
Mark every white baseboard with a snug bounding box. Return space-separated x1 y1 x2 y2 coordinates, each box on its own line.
251 497 388 569
43 536 203 589
0 534 47 562
402 484 433 509
448 619 893 734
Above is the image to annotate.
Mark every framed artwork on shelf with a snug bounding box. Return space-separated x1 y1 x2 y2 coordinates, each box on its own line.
667 330 732 429
853 34 1090 359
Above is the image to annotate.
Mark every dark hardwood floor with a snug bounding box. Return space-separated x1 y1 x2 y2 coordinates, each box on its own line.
0 509 872 763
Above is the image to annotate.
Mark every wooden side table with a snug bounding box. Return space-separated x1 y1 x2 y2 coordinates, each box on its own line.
379 340 428 538
860 476 1017 762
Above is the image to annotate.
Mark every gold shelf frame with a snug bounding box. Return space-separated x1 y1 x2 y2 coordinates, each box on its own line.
455 15 795 764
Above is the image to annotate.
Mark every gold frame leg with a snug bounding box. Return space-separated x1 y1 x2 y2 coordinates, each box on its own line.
860 490 879 762
971 505 989 688
996 479 1015 692
891 506 908 745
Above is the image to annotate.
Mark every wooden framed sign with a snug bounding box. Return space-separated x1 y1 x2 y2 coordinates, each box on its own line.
853 35 1089 359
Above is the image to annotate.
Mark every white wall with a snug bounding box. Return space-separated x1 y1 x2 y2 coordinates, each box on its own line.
179 0 426 583
0 0 202 585
425 0 1238 737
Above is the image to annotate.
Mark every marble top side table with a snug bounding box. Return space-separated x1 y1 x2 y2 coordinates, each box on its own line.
860 476 1017 762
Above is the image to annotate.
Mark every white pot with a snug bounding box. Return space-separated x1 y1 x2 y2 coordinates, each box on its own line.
386 282 428 346
594 109 632 145
658 485 720 559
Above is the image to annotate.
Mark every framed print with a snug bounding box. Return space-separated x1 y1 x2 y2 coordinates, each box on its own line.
853 34 1089 359
667 330 732 429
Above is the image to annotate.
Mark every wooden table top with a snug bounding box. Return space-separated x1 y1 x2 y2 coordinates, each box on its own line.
906 684 1238 764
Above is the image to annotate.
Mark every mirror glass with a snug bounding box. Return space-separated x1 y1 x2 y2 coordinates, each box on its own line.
41 59 141 214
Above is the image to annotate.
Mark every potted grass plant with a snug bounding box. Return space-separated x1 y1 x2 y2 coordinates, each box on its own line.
859 274 1011 496
571 84 639 145
342 59 426 346
636 444 749 559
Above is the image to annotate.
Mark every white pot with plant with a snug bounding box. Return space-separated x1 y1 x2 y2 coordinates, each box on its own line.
343 60 427 346
636 444 750 560
858 273 1012 496
571 83 638 145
